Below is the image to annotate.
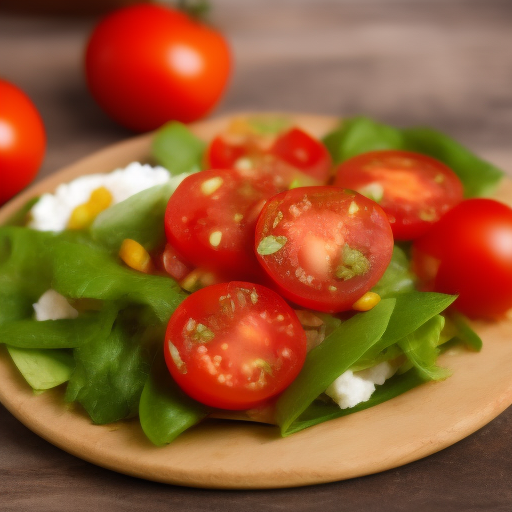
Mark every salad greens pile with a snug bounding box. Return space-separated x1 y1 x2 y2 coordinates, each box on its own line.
0 116 502 445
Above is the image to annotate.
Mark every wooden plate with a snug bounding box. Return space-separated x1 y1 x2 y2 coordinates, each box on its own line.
0 114 511 489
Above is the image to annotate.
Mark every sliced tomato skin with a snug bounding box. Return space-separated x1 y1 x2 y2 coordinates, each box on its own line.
164 169 278 281
164 281 307 410
269 127 332 183
207 134 247 169
333 150 464 240
255 186 394 312
206 126 332 189
412 198 512 319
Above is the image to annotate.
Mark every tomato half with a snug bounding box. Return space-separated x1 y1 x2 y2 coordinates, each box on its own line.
164 281 307 410
0 79 46 205
412 198 512 319
84 4 231 132
164 169 279 281
255 186 394 312
333 150 464 240
207 124 332 189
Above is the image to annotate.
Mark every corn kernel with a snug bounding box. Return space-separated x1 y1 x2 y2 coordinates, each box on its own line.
67 186 113 230
119 239 153 274
352 291 381 312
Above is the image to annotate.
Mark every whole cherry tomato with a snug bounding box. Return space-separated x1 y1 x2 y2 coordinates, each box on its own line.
84 4 231 132
0 79 46 205
412 198 512 319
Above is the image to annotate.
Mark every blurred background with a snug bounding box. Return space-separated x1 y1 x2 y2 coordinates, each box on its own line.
1 0 511 180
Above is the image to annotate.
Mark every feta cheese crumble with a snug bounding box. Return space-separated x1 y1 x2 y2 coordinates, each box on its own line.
29 162 177 232
325 361 397 409
33 289 78 321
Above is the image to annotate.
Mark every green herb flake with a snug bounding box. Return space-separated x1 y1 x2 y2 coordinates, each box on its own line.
335 244 370 280
192 323 215 343
257 235 288 256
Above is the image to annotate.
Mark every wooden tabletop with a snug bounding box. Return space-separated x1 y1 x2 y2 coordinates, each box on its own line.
1 1 511 510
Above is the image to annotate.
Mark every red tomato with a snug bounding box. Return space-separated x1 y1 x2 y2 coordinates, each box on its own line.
268 128 332 182
207 126 332 189
84 4 231 132
164 169 279 281
164 281 307 410
0 79 46 205
333 150 464 240
255 186 394 312
412 198 512 319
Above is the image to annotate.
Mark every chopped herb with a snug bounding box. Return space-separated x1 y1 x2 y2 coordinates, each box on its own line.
257 235 288 255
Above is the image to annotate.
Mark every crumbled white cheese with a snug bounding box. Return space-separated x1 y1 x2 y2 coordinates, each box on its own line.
33 289 78 321
325 361 397 409
28 162 180 232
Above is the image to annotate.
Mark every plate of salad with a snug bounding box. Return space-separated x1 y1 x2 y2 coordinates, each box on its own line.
0 113 511 489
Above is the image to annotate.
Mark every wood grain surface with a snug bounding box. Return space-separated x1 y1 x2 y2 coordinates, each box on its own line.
1 1 512 510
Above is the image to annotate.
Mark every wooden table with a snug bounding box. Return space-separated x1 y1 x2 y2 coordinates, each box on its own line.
1 1 511 510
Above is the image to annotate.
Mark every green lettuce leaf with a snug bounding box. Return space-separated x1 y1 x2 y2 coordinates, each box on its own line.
397 314 451 380
65 307 153 424
91 182 176 252
323 116 504 197
6 346 74 391
372 244 416 298
275 298 396 436
152 121 206 176
139 353 210 446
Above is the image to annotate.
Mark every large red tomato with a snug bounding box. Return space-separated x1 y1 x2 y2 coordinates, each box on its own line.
84 4 231 132
412 198 512 319
0 79 46 205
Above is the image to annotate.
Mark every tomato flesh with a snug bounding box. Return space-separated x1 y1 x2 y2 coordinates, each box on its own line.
255 186 394 312
164 281 307 410
164 169 279 281
413 198 512 319
333 150 463 240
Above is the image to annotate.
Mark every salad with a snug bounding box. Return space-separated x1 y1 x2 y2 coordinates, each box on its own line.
0 114 509 447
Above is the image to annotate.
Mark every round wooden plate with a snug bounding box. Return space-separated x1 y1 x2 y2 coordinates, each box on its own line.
0 114 511 489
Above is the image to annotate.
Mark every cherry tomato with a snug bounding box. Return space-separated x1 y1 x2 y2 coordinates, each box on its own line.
412 198 512 319
84 4 231 132
207 124 332 189
164 281 307 410
255 186 394 312
0 79 46 205
164 169 279 281
333 150 463 240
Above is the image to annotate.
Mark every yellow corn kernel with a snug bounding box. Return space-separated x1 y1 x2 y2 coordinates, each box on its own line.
89 186 113 213
352 291 381 312
67 186 113 230
119 239 153 274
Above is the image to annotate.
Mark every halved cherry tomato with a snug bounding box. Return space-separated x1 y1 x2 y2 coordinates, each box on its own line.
268 127 332 183
164 169 279 281
255 186 394 312
164 281 307 410
412 198 512 319
333 150 464 240
207 123 332 189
